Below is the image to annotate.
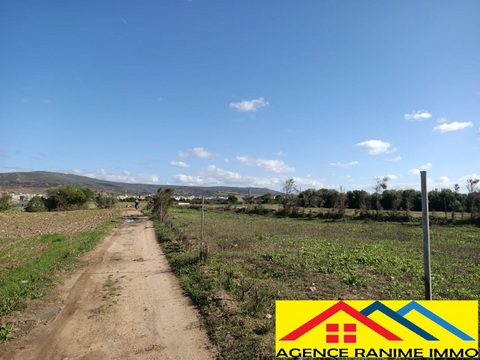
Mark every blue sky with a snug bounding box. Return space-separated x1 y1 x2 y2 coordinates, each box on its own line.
1 1 479 192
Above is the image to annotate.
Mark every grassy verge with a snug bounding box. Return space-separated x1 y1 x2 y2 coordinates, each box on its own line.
155 207 480 359
0 212 121 342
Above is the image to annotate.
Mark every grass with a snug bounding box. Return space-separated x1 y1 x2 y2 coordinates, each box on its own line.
155 207 480 359
89 275 123 318
0 209 121 342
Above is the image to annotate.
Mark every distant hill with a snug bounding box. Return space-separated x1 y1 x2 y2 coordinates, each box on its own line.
0 171 281 197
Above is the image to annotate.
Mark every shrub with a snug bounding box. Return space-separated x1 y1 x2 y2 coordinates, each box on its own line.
94 192 118 209
0 192 12 211
45 184 92 211
25 196 49 212
152 187 174 222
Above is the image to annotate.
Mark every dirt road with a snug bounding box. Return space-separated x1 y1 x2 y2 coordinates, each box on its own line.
2 210 215 360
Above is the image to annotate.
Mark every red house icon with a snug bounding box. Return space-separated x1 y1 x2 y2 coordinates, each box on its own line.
280 301 402 342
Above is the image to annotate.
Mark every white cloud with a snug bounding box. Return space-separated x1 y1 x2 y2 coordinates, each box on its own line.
173 165 273 187
192 147 214 158
173 166 242 186
170 161 189 168
356 140 391 155
236 155 295 173
290 176 325 189
408 163 433 175
433 121 473 132
229 97 269 112
387 174 398 180
459 173 480 183
404 110 432 120
330 161 359 168
386 156 402 162
436 176 450 186
71 169 160 184
173 165 322 190
178 151 189 158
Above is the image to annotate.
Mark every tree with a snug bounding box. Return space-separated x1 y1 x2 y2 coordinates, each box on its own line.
428 190 442 213
347 190 370 216
454 183 466 220
381 189 402 216
0 192 12 211
152 187 174 222
402 189 419 218
298 188 317 215
438 189 456 220
282 178 298 216
315 189 330 209
298 188 316 207
258 193 274 204
227 194 240 205
450 199 462 221
46 184 92 211
25 196 48 212
94 192 118 209
466 178 480 223
373 176 389 216
332 187 347 218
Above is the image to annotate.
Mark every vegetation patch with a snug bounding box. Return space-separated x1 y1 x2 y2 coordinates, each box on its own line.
0 323 17 343
89 275 123 318
155 207 480 359
0 208 121 330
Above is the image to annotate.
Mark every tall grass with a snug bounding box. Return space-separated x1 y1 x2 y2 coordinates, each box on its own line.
157 207 480 359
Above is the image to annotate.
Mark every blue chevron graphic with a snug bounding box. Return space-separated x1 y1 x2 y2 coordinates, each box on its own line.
361 301 438 341
397 301 475 341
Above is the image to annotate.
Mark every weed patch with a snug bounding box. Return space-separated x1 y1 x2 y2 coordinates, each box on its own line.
0 323 17 343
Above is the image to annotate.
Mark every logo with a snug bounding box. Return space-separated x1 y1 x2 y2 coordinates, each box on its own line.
276 300 478 358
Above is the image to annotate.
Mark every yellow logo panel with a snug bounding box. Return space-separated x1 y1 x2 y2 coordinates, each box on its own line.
276 300 478 358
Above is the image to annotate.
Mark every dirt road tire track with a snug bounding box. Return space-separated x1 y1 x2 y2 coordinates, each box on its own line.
2 210 215 360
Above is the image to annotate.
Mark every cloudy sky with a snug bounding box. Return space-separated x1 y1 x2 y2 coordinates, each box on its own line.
1 1 479 192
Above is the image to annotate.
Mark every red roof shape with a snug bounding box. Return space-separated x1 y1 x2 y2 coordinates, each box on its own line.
280 301 403 342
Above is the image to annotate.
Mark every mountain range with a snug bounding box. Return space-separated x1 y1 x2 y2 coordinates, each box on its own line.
0 171 280 197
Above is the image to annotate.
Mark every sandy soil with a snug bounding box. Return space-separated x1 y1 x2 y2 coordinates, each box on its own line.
1 209 215 360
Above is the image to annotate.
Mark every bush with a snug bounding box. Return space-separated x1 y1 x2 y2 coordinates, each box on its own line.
45 184 92 211
94 192 118 209
152 188 174 222
25 196 49 212
0 192 12 211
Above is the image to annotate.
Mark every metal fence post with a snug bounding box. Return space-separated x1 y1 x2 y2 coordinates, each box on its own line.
421 171 432 300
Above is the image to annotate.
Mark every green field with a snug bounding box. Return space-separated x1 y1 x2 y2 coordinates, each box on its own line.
156 206 480 359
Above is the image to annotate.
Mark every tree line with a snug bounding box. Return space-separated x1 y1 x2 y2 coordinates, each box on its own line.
248 177 480 223
1 177 479 223
0 184 118 212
